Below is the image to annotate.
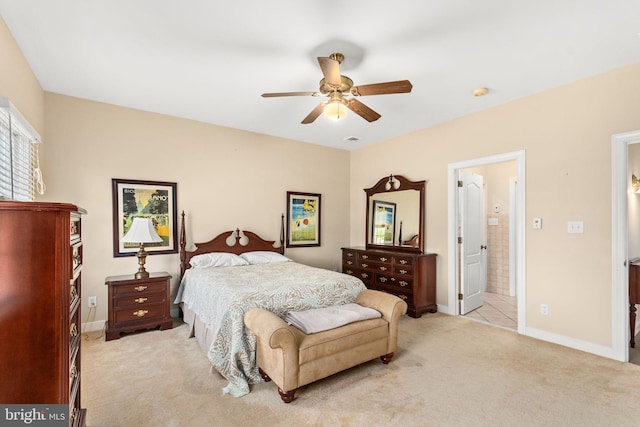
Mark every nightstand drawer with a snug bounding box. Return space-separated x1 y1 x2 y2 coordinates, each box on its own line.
112 281 166 296
113 303 166 323
114 292 166 308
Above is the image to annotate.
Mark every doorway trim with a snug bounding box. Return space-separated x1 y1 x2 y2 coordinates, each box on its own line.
611 130 640 362
447 150 526 334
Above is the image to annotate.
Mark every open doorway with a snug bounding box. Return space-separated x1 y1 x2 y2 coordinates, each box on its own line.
447 150 526 335
460 162 518 330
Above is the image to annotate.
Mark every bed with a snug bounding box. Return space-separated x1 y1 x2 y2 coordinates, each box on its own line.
174 213 366 397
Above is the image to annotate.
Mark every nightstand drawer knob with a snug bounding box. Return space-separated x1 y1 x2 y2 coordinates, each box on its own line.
133 310 149 317
134 285 148 292
135 297 148 304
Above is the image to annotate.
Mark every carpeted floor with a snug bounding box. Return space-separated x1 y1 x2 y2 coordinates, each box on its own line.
81 313 640 427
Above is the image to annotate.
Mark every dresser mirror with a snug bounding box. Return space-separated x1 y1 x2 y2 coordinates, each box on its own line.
365 174 425 253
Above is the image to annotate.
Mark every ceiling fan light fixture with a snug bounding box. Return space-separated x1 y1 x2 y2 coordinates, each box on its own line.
323 101 348 121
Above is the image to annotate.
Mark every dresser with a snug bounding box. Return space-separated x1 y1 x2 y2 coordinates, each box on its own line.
0 201 87 426
342 247 437 318
105 272 173 340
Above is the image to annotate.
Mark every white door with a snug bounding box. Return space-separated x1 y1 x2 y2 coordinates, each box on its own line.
460 170 485 315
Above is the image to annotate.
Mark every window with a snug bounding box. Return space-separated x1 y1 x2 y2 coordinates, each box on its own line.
0 98 43 201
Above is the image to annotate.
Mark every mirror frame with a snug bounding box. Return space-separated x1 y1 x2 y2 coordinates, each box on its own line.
365 174 425 253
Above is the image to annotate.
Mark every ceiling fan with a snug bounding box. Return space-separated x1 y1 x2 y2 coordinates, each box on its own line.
261 53 413 124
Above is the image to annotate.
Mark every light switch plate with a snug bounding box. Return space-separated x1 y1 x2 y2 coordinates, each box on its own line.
568 221 584 234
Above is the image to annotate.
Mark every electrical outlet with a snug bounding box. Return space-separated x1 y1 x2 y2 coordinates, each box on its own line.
541 303 549 316
88 296 97 308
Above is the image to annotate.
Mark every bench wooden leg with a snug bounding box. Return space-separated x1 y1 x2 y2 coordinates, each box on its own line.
258 367 271 382
278 387 296 403
380 352 394 364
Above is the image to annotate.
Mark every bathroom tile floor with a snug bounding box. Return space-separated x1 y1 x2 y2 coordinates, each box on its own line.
464 292 517 331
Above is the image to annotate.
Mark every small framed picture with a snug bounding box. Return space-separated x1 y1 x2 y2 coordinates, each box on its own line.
112 178 178 257
371 200 396 245
286 191 321 247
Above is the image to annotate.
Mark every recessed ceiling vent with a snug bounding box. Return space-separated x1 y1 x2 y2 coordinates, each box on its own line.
344 136 360 142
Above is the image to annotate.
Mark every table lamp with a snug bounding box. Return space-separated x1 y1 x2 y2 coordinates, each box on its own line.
122 217 163 279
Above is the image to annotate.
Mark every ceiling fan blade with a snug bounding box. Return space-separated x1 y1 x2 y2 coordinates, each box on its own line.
346 99 381 122
317 57 341 86
261 91 319 98
301 103 326 124
351 80 413 96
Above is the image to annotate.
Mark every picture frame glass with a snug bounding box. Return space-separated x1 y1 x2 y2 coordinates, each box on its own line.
112 178 178 257
286 192 321 247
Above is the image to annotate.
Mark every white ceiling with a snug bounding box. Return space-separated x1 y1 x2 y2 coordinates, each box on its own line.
1 1 639 150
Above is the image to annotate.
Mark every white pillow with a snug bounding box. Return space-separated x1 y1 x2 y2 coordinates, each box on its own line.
189 252 249 268
239 251 291 265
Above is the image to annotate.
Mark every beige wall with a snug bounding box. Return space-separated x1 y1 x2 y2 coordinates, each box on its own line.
40 94 352 325
351 62 640 348
0 18 44 135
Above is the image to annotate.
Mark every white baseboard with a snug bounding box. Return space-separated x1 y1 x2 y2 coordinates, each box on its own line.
526 326 619 361
82 320 106 333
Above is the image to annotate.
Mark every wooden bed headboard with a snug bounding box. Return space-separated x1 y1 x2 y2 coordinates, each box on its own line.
179 211 285 278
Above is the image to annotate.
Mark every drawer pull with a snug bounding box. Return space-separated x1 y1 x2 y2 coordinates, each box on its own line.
361 263 368 268
399 269 408 274
379 277 387 283
379 257 388 262
399 281 409 287
346 260 353 265
399 294 408 300
133 310 149 317
399 259 408 265
361 273 369 279
379 266 387 271
70 323 78 338
361 255 369 259
135 297 148 304
346 253 354 257
346 270 353 275
134 285 148 292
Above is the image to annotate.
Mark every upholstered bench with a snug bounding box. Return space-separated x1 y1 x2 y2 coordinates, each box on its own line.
244 289 408 402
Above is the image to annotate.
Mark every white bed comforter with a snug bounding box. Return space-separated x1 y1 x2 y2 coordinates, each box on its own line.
174 261 366 397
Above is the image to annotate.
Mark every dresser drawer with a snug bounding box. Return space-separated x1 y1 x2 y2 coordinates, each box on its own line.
374 285 411 303
342 266 372 286
393 255 414 267
393 264 413 276
375 274 413 292
113 303 166 324
112 281 166 296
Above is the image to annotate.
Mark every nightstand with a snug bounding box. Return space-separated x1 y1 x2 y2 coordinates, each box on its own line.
105 271 173 341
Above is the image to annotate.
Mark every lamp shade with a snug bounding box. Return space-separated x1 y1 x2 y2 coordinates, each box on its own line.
323 101 348 120
122 217 163 244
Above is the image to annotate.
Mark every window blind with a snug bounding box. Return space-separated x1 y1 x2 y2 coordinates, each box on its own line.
0 98 42 201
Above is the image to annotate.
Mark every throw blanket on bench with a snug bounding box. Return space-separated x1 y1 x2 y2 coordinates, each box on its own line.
284 303 381 334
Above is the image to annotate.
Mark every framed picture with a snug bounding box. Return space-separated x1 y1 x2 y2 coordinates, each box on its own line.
371 200 396 245
286 191 321 247
112 178 178 257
